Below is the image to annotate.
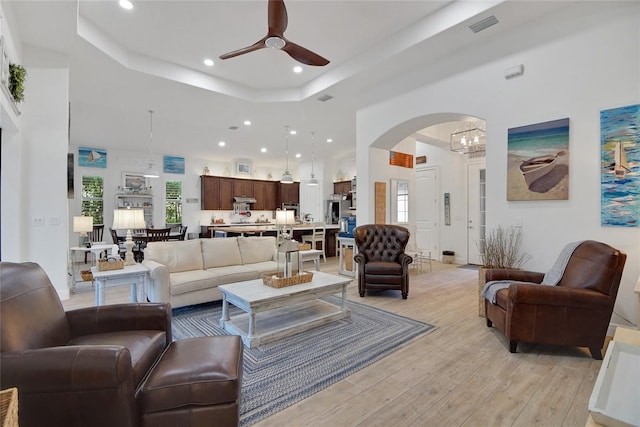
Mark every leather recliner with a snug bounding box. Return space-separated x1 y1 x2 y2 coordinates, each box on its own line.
354 224 413 299
484 240 626 359
0 262 172 427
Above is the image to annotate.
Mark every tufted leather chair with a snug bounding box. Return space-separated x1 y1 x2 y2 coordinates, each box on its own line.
484 240 626 359
0 262 172 427
354 224 413 299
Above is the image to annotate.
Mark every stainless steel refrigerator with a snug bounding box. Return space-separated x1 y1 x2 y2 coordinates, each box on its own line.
325 199 351 224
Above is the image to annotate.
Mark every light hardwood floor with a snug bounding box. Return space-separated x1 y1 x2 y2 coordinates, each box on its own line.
63 259 598 427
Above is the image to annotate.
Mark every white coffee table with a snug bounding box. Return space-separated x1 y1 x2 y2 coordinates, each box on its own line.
91 263 149 306
218 271 351 348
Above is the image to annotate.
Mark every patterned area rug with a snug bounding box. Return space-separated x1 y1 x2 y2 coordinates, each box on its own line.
172 296 437 426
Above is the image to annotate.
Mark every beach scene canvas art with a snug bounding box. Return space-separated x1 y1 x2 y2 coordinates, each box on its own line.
507 118 570 201
78 147 107 168
601 104 639 227
163 155 185 174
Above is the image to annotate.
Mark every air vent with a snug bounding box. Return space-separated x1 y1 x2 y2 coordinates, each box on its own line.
228 126 239 130
469 15 499 33
317 94 333 102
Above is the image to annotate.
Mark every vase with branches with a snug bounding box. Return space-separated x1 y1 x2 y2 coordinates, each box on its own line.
477 225 531 316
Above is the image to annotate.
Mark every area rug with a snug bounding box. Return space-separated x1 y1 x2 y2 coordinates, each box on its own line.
458 264 480 270
172 296 437 426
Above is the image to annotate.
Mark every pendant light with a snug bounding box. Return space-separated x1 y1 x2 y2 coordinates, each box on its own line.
308 131 319 185
142 110 160 178
280 125 293 184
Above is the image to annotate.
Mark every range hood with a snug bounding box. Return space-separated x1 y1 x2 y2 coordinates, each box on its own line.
234 196 257 204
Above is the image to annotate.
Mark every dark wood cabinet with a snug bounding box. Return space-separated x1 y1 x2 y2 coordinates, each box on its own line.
279 182 300 204
233 179 254 199
253 181 279 210
201 176 219 210
201 176 234 209
219 178 234 209
202 176 298 210
333 181 352 198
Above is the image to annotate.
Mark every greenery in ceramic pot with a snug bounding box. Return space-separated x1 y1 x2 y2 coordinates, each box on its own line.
479 225 531 269
9 63 26 103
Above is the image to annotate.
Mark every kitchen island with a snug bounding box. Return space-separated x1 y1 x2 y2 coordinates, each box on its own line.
206 223 340 257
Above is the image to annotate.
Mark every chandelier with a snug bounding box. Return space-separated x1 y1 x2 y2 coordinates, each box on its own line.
450 122 485 155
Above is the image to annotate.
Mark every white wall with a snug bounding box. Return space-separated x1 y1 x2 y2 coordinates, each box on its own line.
356 2 640 326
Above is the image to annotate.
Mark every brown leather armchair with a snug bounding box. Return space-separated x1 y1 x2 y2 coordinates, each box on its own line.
0 262 172 427
354 224 413 299
484 240 626 359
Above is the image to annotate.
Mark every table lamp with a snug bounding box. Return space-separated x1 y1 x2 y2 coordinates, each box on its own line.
113 208 145 265
73 216 93 247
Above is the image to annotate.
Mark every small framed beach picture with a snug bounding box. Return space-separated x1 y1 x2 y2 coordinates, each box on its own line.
123 172 147 193
507 118 570 201
163 155 185 174
235 159 252 175
78 147 107 168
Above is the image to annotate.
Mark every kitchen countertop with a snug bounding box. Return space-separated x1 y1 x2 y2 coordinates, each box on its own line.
209 223 339 232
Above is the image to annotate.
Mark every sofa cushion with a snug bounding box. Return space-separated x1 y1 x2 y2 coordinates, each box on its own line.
202 238 242 269
169 270 219 296
245 261 280 275
237 236 276 265
206 265 260 285
146 240 203 273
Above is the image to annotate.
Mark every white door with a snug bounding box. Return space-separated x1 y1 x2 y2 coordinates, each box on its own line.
467 163 485 264
415 167 438 259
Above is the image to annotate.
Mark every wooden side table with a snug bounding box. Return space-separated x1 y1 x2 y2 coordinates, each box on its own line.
90 264 149 306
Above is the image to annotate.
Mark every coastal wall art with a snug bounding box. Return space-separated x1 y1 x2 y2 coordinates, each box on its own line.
163 155 185 174
507 118 570 201
601 104 639 227
78 147 107 168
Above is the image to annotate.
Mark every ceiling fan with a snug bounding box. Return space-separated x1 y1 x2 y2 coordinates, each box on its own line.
219 0 329 66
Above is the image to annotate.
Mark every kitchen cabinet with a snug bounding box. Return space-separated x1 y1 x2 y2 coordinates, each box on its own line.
333 181 352 198
279 182 300 204
253 180 279 210
233 179 254 199
219 178 234 209
201 176 233 210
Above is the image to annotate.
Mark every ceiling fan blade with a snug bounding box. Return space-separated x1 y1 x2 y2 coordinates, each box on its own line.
268 0 287 36
282 41 330 66
219 38 266 60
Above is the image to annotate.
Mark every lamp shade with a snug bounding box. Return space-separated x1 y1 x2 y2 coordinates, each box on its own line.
73 216 93 234
113 208 146 230
276 210 296 225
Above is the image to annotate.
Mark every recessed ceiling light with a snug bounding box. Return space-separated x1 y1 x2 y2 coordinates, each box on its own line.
203 59 214 67
289 130 296 135
260 147 267 153
293 66 302 73
244 120 251 126
218 141 226 147
295 153 301 158
326 138 333 143
119 0 133 10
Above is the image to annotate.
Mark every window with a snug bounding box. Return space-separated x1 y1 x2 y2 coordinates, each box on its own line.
165 181 182 224
396 180 409 223
81 175 104 224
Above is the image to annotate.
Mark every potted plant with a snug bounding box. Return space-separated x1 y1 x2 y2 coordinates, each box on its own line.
9 63 26 103
477 225 531 316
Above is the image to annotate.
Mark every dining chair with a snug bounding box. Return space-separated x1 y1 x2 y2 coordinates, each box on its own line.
301 223 326 262
146 228 171 242
179 225 188 240
84 224 106 263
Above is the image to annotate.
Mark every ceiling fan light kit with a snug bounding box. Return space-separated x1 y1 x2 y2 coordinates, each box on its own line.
219 0 329 67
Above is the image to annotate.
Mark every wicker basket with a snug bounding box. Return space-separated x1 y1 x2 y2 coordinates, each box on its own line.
97 258 125 271
262 271 314 288
1 388 18 427
80 270 94 282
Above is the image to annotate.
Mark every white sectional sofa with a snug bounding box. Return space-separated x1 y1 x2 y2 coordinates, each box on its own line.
142 236 278 308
